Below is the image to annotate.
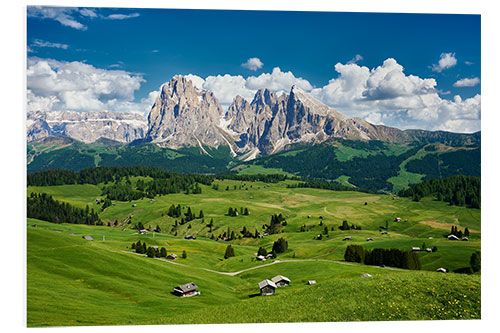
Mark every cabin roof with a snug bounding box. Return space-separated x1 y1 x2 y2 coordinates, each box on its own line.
271 275 291 283
174 282 198 293
258 279 277 289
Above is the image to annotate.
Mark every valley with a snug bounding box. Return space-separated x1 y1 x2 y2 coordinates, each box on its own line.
27 173 481 326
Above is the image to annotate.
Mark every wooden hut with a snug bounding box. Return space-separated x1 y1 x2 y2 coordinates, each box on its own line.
258 279 277 296
271 275 291 287
173 282 200 297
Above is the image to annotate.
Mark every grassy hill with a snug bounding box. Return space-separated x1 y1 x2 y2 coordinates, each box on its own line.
27 176 480 326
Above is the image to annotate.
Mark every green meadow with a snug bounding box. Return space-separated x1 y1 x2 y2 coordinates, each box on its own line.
27 179 481 326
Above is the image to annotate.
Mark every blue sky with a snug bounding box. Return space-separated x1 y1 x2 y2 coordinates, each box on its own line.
27 6 481 132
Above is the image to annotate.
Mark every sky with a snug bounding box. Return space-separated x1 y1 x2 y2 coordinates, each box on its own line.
26 6 481 133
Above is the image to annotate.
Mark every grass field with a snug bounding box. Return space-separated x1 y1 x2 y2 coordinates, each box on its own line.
27 179 481 326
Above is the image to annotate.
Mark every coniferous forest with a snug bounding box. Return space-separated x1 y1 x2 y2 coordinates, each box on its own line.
27 192 102 225
398 175 480 208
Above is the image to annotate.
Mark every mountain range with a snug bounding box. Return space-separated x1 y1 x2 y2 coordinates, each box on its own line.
27 75 480 161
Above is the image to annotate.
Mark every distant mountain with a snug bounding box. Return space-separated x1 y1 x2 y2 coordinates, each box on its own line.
27 75 480 160
27 110 147 144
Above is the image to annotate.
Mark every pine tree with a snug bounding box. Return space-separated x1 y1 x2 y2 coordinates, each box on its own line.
160 247 167 258
224 245 235 259
470 251 481 272
182 250 187 259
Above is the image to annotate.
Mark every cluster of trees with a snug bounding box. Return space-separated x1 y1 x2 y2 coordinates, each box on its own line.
449 225 470 238
227 207 249 216
28 166 214 187
132 241 167 258
263 214 287 234
215 173 293 183
287 180 373 194
344 245 422 270
257 246 277 258
239 226 258 238
166 205 202 224
398 175 480 208
224 245 235 259
338 220 362 230
272 237 288 253
27 192 102 225
101 183 144 201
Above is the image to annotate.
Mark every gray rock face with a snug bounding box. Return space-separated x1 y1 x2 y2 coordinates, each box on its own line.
225 85 379 155
147 76 226 151
27 110 147 143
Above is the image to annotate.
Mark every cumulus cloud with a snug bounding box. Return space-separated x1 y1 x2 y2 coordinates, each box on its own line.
241 57 264 71
27 57 155 115
431 52 457 72
182 67 313 109
310 58 480 133
31 39 69 50
453 77 480 87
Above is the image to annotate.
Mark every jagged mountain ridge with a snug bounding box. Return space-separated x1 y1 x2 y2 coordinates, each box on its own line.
27 110 147 144
27 75 480 159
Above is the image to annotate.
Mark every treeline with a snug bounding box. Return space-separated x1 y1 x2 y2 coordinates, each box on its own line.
288 180 374 194
215 173 294 183
398 175 480 208
344 245 421 270
27 192 102 225
27 166 213 187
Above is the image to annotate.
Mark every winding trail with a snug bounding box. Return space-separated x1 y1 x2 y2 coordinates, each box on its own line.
120 250 403 276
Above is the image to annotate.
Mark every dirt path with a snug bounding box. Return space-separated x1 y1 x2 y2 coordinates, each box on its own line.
120 251 403 276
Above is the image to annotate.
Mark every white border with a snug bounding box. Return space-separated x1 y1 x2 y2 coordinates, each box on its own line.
2 1 498 332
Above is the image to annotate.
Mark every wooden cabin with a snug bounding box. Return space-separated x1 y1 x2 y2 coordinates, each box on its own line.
258 279 277 296
271 275 291 287
173 282 200 297
167 253 178 260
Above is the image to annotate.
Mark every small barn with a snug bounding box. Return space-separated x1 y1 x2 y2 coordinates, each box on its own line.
167 253 178 260
132 204 137 207
462 237 469 241
307 280 316 285
271 275 291 287
83 236 94 241
360 273 372 278
366 237 373 241
394 217 402 222
266 253 274 259
173 282 200 297
436 267 447 273
256 255 266 261
139 229 150 234
426 248 433 252
447 234 459 240
258 279 277 296
412 247 421 252
184 235 196 240
343 236 352 241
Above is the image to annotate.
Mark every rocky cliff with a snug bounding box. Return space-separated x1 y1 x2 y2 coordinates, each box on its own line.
27 110 147 143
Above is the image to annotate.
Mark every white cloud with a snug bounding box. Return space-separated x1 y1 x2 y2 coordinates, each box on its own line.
27 6 87 30
79 8 97 18
310 58 480 133
105 13 140 20
28 6 141 30
27 57 153 115
347 54 363 64
453 77 480 87
431 52 457 72
183 67 313 109
31 39 69 50
241 57 264 71
246 67 313 91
